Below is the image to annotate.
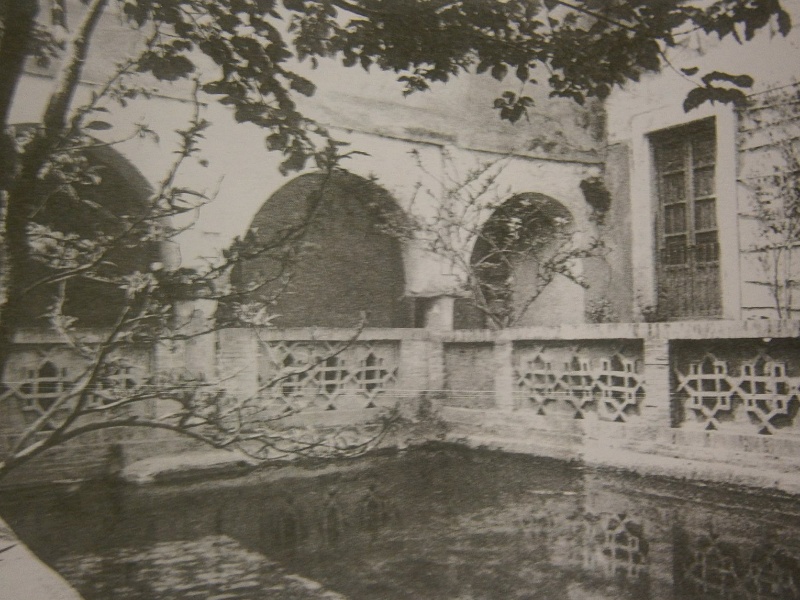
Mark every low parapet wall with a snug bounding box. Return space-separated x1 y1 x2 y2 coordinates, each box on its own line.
2 320 800 490
435 320 800 492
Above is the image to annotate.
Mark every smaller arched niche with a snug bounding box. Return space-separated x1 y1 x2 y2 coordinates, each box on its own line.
454 192 586 328
228 171 410 328
14 131 161 328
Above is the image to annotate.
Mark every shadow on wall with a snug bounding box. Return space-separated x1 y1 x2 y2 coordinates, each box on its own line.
227 171 411 328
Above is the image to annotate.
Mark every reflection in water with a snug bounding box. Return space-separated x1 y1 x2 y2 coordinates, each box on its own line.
264 494 306 553
321 487 342 546
585 513 649 578
675 526 800 599
2 445 800 599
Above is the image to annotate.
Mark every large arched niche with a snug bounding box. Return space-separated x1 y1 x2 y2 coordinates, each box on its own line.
13 129 161 327
228 171 410 328
453 192 586 329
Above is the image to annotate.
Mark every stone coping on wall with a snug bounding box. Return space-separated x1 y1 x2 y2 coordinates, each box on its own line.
120 449 259 484
12 319 800 346
443 319 800 342
450 431 800 495
225 327 433 342
231 320 800 342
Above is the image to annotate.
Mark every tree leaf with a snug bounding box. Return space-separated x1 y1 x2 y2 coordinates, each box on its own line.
84 120 113 131
289 76 315 97
700 71 754 88
778 9 792 36
490 64 507 81
684 84 748 112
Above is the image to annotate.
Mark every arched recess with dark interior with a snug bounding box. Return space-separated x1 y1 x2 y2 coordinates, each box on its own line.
13 127 162 328
454 192 581 329
228 171 409 328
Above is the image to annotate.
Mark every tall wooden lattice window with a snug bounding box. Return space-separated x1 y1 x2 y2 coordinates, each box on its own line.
652 120 721 319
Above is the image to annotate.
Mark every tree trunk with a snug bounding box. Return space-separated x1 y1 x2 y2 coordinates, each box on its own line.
0 1 41 381
0 1 39 130
0 0 109 382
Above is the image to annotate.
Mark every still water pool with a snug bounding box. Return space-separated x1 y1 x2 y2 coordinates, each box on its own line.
2 444 800 599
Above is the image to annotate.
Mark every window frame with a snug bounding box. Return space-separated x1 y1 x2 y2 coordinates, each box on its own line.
628 105 740 321
650 118 722 319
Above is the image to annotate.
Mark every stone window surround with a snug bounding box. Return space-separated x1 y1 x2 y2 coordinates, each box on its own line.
629 103 740 321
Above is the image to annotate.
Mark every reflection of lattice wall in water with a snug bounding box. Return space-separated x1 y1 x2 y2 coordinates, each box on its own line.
513 341 645 422
0 345 151 435
673 340 800 435
255 482 399 553
258 341 400 413
584 513 649 579
677 528 800 599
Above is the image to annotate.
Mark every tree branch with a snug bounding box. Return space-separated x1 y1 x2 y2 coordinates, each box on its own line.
42 0 109 137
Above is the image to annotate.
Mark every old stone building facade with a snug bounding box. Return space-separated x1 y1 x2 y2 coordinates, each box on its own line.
3 2 800 486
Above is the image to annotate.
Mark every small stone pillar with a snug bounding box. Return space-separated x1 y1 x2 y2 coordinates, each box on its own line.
174 298 218 378
641 338 672 426
494 340 515 411
398 336 431 395
216 328 260 401
397 334 435 417
423 296 455 331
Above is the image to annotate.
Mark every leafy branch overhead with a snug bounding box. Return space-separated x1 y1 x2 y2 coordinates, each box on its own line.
7 1 790 171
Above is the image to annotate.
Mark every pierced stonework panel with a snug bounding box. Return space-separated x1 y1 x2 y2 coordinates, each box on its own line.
673 340 800 435
1 346 90 432
258 341 400 414
10 356 72 430
1 345 152 434
513 341 645 422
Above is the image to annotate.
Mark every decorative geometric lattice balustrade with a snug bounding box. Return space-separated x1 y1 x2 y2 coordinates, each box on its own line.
674 344 800 435
514 343 645 422
1 345 150 434
258 341 400 413
1 347 76 430
585 513 649 579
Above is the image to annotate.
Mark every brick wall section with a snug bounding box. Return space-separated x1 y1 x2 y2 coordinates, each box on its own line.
439 321 800 489
397 338 431 416
230 172 410 328
641 338 671 427
442 343 496 408
494 342 514 410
